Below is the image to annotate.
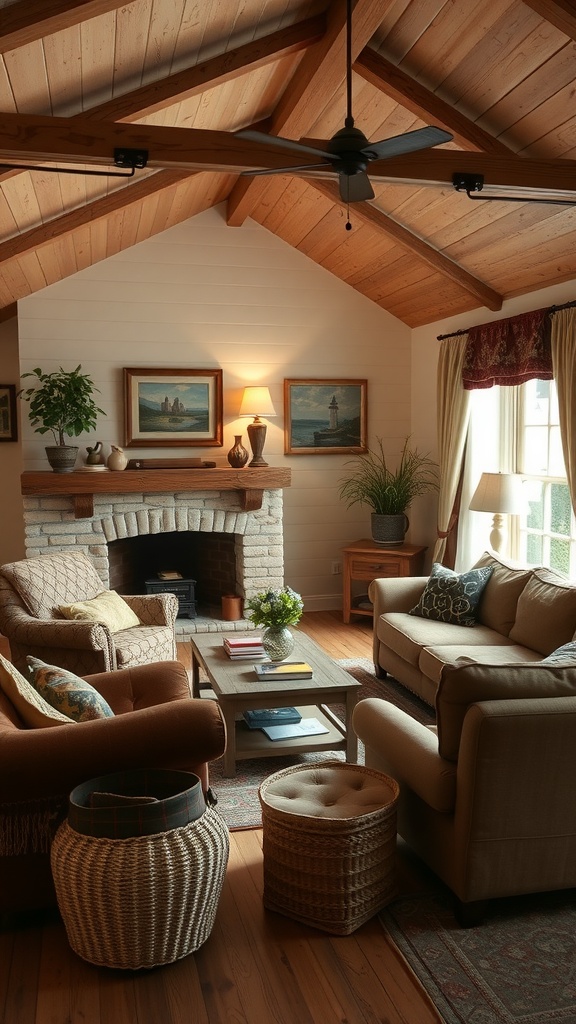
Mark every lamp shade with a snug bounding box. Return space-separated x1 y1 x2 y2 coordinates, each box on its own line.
469 472 525 514
239 386 276 418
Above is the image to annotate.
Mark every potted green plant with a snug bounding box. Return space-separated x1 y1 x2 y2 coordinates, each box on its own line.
19 365 105 473
338 437 438 546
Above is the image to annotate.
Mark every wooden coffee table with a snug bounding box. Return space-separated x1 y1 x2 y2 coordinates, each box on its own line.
190 631 361 777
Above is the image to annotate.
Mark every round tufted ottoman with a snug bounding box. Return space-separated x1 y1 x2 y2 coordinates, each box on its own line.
258 761 399 935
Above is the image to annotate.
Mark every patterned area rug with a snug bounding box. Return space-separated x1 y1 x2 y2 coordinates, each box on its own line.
208 657 433 829
381 888 576 1024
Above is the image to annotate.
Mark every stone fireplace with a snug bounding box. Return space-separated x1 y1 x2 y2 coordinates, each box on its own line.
20 468 291 636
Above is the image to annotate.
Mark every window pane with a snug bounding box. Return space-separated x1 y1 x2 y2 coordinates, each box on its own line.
526 482 544 529
527 534 542 563
551 482 571 536
523 379 550 425
522 426 549 474
549 427 565 476
550 538 570 577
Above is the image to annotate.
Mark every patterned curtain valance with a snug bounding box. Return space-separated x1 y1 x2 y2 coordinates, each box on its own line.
462 307 553 390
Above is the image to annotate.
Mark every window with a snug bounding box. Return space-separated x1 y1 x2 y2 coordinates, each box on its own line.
515 379 576 577
462 380 576 578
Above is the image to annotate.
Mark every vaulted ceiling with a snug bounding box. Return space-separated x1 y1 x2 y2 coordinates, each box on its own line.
2 0 576 328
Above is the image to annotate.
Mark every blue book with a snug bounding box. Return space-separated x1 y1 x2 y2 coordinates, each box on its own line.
243 707 302 729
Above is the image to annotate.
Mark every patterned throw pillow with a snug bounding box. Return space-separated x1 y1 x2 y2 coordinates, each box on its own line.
541 642 576 666
58 590 141 633
0 653 74 727
409 563 494 627
27 657 114 722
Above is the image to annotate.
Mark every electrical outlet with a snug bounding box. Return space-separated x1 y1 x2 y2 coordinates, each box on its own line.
331 561 342 575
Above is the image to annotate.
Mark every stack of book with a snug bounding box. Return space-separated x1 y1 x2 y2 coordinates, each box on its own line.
243 707 302 729
254 661 313 680
223 635 265 660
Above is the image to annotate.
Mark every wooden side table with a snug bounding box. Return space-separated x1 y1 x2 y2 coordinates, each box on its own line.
342 539 426 623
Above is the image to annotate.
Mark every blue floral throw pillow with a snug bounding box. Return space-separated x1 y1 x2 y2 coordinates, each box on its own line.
26 657 114 722
409 563 494 627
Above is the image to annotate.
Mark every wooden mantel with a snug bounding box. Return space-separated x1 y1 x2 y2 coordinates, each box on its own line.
21 467 292 519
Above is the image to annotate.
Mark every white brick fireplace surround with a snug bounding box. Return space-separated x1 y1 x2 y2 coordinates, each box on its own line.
20 468 291 636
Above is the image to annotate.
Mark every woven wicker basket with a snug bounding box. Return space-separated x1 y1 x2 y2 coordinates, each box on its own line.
259 762 399 935
51 806 229 969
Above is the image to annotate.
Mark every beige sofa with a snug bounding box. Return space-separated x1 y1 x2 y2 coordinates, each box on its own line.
371 551 576 705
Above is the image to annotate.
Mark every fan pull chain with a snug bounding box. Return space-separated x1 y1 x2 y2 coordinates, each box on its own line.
346 194 352 230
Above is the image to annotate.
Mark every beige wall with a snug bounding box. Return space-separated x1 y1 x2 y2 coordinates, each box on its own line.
0 317 25 565
15 205 413 609
9 202 576 602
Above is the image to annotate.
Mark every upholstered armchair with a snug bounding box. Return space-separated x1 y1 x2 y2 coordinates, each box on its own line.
0 658 226 911
0 552 178 675
353 659 576 924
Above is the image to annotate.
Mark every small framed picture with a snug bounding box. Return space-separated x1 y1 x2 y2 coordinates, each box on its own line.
0 384 17 442
284 379 368 455
124 368 223 448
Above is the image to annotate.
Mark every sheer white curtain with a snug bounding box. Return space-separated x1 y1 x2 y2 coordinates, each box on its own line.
550 307 576 514
433 337 471 564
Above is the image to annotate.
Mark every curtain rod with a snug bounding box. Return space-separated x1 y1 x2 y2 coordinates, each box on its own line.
436 298 576 340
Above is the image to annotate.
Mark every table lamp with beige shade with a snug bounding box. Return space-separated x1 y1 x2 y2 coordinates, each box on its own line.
469 471 525 555
239 386 277 467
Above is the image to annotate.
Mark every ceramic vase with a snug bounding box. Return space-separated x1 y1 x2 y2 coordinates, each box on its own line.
262 626 294 662
227 435 249 468
107 445 128 471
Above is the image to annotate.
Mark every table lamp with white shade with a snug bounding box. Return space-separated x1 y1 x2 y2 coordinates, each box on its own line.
239 386 277 467
469 472 525 555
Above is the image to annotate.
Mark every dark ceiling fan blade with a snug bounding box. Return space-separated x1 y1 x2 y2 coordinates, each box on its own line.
361 126 453 161
340 171 374 203
234 128 335 162
240 161 334 178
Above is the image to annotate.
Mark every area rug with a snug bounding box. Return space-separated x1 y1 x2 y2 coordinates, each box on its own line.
209 658 433 829
381 887 576 1024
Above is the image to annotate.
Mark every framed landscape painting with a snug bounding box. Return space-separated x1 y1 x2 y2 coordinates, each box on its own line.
0 384 17 442
284 379 368 455
124 368 223 448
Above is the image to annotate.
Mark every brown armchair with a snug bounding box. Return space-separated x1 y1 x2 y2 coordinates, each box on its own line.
0 659 226 911
0 551 178 675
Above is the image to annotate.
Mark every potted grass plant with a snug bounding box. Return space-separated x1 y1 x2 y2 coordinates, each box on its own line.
338 437 438 545
19 365 105 473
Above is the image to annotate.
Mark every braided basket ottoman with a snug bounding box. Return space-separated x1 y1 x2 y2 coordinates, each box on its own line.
259 761 399 935
51 769 229 969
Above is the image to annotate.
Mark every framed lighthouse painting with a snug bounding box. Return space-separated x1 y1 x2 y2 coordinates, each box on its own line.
283 379 368 455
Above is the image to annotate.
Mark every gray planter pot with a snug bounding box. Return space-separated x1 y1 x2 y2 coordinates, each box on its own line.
45 446 79 473
371 513 409 547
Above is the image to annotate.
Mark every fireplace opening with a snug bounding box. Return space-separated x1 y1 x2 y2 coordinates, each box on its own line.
108 532 238 616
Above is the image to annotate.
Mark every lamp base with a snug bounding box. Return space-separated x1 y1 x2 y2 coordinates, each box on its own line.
247 419 268 467
489 513 507 555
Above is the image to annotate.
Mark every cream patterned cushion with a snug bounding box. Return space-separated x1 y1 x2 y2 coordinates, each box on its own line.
0 654 74 727
26 657 114 722
59 591 141 633
409 563 493 627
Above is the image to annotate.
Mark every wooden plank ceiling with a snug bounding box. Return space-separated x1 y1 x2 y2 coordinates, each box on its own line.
1 0 576 327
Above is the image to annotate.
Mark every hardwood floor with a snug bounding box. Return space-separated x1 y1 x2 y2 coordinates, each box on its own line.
0 612 443 1024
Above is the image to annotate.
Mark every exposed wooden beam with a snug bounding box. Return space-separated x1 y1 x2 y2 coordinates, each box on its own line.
227 0 392 226
308 180 503 312
2 113 576 194
81 14 326 122
0 171 195 262
0 0 129 52
354 48 512 156
522 1 576 40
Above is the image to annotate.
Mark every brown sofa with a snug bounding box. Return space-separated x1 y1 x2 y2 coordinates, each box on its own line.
0 660 226 911
371 551 576 705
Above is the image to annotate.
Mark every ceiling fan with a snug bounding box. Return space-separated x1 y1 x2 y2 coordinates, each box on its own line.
234 0 453 204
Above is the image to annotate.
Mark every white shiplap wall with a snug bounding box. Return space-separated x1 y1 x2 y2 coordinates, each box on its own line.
17 204 412 609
